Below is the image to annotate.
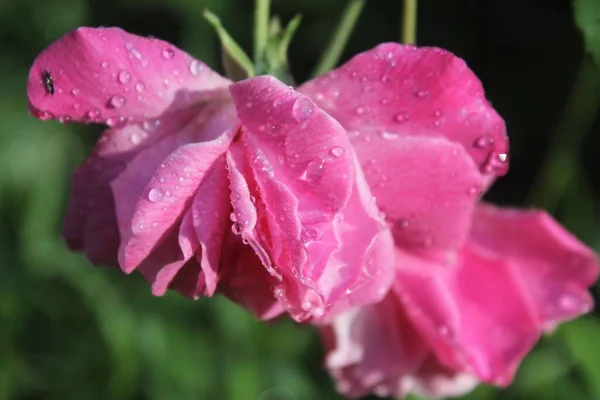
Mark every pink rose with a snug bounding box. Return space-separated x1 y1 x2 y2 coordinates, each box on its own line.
299 44 600 397
27 27 395 321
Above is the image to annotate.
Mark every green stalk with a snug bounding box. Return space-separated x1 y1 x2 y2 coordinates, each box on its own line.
401 0 418 44
254 0 271 71
528 55 600 210
311 0 365 78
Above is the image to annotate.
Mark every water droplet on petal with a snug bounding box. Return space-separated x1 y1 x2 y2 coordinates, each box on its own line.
118 70 131 84
86 109 100 120
330 146 345 157
165 190 172 197
394 112 409 123
292 97 314 123
71 88 80 96
355 107 365 115
474 135 494 149
108 94 126 108
73 102 81 110
415 89 429 98
135 82 145 92
189 60 204 76
148 188 164 202
380 131 399 140
468 186 481 196
161 48 174 59
130 132 142 144
433 109 443 117
100 61 109 68
397 219 409 229
142 119 161 132
498 153 507 162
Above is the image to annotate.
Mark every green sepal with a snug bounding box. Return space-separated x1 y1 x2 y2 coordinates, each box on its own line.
203 9 255 81
263 14 302 84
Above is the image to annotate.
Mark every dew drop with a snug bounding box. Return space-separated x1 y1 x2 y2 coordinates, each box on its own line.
474 135 494 149
189 60 204 76
100 61 109 68
130 132 142 144
433 109 443 117
86 109 100 119
380 98 390 105
135 82 145 92
161 48 174 59
415 89 429 98
355 107 365 115
71 88 80 96
398 219 409 229
380 131 399 140
498 153 507 162
142 119 161 132
117 70 131 84
330 146 345 157
72 102 81 110
230 212 237 222
108 94 126 108
292 97 314 123
394 112 409 123
147 188 164 202
468 186 481 196
165 190 172 197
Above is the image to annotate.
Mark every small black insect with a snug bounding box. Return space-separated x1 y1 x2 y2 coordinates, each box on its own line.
42 69 55 95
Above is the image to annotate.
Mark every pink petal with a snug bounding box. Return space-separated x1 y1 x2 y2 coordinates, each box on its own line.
409 356 478 399
136 208 198 295
62 124 150 266
27 27 230 124
218 233 285 320
354 134 484 254
111 105 237 272
395 245 540 386
470 203 599 329
321 294 429 398
228 76 393 320
316 155 396 322
299 43 509 179
230 76 354 214
189 158 231 296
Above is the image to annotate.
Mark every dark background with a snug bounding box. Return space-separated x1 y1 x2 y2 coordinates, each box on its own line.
1 0 599 399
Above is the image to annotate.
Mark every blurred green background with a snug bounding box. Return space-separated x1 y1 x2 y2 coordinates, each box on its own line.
1 0 600 399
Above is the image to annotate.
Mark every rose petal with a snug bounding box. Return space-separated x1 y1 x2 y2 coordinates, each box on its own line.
116 133 235 273
395 245 539 385
228 76 393 320
470 204 599 329
218 233 285 320
299 43 509 179
322 294 428 398
353 134 484 254
111 105 237 272
27 27 231 124
136 208 198 295
62 123 151 266
189 157 231 296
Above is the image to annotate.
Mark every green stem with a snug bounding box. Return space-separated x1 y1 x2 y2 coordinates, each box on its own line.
254 0 271 70
311 0 365 78
528 54 600 210
401 0 418 44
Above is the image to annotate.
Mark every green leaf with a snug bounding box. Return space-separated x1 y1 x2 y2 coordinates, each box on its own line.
560 317 600 397
264 14 302 84
203 9 255 80
573 0 600 64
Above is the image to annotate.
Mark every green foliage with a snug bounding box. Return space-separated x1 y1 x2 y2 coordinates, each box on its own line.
1 1 599 400
574 0 600 65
